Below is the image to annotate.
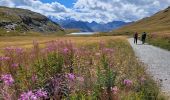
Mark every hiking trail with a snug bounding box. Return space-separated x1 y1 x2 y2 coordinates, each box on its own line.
128 38 170 96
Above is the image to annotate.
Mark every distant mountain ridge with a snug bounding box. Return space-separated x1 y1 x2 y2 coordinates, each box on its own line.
0 6 64 34
87 21 130 32
49 16 130 32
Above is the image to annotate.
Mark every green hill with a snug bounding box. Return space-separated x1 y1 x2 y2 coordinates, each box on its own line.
113 6 170 33
0 6 64 35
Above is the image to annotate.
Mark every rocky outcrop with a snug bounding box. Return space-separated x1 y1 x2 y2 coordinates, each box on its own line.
0 6 64 33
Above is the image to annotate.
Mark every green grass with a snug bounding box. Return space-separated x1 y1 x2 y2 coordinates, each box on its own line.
147 36 170 51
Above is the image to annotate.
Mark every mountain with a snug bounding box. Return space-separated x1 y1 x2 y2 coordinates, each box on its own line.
49 17 129 32
113 6 170 33
0 6 64 35
62 21 93 32
49 17 93 32
87 21 130 32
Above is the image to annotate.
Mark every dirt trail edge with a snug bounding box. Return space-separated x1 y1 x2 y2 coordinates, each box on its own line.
128 38 170 95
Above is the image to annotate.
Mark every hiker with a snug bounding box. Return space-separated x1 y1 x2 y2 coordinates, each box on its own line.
141 32 147 44
134 32 138 44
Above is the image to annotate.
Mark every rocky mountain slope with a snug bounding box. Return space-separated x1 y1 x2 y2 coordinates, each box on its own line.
0 6 64 34
113 6 170 33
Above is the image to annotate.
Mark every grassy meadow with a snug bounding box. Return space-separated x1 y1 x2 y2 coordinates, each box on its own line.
0 36 165 99
147 32 170 51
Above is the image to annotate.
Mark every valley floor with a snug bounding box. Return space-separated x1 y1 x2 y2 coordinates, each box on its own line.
0 36 114 49
0 36 166 99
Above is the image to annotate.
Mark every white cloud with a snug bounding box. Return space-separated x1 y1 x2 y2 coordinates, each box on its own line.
0 0 15 7
0 0 71 17
0 0 170 23
73 0 170 23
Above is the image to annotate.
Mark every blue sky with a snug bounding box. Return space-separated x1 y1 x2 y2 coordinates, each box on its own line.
41 0 76 8
0 0 170 23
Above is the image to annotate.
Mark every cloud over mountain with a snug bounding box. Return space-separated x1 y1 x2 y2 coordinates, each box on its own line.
0 0 170 23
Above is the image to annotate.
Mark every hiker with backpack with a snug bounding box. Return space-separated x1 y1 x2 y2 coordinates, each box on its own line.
134 32 138 44
141 32 147 44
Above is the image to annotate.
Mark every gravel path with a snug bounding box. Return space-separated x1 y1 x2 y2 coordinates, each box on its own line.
128 38 170 95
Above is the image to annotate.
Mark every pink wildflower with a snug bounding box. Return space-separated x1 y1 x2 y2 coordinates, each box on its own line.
4 47 15 51
16 48 23 53
1 74 14 86
66 73 75 81
123 79 133 87
35 89 48 98
0 56 10 61
11 63 19 68
19 89 47 100
111 86 119 94
63 48 69 53
19 91 37 100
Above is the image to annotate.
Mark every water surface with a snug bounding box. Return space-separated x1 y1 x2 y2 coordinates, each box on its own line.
70 32 96 35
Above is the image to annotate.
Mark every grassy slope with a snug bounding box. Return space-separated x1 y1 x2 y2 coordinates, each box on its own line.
113 7 170 33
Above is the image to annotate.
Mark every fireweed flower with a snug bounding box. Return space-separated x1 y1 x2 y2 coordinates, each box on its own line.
4 47 15 51
111 86 119 94
15 48 23 54
0 56 10 61
19 89 47 100
19 91 37 100
11 63 19 68
123 79 133 87
1 74 14 86
66 73 75 81
63 48 69 53
35 89 48 98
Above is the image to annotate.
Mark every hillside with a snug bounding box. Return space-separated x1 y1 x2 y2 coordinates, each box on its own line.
0 6 64 35
113 6 170 33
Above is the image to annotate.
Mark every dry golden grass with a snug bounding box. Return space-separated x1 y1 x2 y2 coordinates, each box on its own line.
0 36 125 49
